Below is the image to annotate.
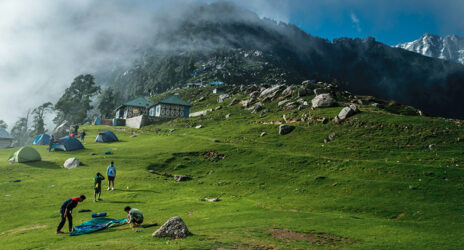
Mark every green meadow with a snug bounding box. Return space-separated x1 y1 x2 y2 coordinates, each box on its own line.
0 88 463 249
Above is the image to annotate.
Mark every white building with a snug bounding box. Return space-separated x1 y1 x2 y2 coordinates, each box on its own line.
0 129 13 149
149 95 192 119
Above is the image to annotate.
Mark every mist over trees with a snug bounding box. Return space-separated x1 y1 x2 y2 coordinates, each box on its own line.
54 74 101 125
30 102 53 136
97 88 120 118
0 120 7 130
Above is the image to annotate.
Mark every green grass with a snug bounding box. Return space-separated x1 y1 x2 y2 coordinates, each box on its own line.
0 88 463 249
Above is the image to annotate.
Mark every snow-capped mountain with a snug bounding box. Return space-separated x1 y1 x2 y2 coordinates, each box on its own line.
394 33 464 64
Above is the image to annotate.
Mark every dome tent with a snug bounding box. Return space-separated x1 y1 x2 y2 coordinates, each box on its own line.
8 147 41 163
52 136 84 151
95 131 119 143
33 134 50 145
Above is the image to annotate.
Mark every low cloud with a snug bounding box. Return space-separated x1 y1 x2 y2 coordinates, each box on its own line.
350 12 361 32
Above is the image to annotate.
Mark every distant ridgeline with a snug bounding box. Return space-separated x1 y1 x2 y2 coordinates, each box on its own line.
99 2 464 119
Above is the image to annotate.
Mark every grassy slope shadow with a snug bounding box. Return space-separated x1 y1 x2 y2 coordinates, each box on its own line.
23 161 61 169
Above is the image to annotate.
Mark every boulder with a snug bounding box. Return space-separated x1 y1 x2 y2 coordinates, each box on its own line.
250 102 264 113
328 133 336 141
198 96 206 102
63 158 80 169
214 106 222 111
152 216 191 239
311 94 336 108
278 100 289 107
337 107 355 120
282 86 295 96
286 102 298 110
241 100 251 108
174 175 191 182
195 125 203 129
249 91 260 98
229 98 239 106
218 94 230 103
428 144 436 151
259 85 284 100
279 125 295 135
313 88 329 95
321 117 329 124
260 132 267 137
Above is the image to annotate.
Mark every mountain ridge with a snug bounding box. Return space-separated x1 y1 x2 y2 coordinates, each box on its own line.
394 33 464 64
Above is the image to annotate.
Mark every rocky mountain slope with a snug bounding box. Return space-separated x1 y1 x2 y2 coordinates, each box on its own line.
394 33 464 64
101 2 464 119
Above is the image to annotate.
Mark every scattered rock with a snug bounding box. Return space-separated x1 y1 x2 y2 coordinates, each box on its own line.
174 175 191 182
279 125 295 135
357 99 363 105
9 180 21 183
195 125 203 129
282 86 295 96
229 98 239 106
217 94 230 103
203 151 225 161
148 170 156 174
428 144 436 150
63 158 80 169
371 103 382 108
214 106 222 111
152 216 191 239
130 135 137 138
259 85 285 100
251 102 264 113
285 102 299 110
418 110 425 116
278 100 289 107
349 104 360 113
201 197 220 202
260 132 267 137
311 94 336 108
225 113 231 119
168 129 176 133
198 96 206 102
321 118 329 124
328 133 336 141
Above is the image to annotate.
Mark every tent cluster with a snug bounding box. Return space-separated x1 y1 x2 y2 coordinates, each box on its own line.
6 130 121 164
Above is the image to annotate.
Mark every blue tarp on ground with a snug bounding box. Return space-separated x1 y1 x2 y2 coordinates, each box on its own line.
70 217 128 236
95 131 119 143
32 134 50 145
52 136 84 151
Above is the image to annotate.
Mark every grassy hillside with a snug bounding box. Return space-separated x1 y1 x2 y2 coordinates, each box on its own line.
0 87 463 249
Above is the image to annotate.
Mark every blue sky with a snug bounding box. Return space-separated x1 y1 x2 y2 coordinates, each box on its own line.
224 0 464 45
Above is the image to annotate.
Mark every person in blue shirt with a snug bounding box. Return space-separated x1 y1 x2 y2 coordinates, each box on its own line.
107 161 116 191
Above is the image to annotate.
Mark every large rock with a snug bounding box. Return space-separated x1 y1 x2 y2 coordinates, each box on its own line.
311 94 336 108
336 104 360 121
174 175 191 182
278 100 289 107
63 158 80 169
337 107 355 120
297 88 308 97
229 98 239 106
152 216 191 239
259 85 284 100
217 94 230 103
250 102 264 113
279 125 295 135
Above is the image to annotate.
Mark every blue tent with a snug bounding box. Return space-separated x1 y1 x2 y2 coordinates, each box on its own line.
95 131 119 143
52 136 84 151
32 134 50 145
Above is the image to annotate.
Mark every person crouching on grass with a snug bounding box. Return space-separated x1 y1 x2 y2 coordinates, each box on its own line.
56 195 86 234
124 206 143 228
94 172 105 202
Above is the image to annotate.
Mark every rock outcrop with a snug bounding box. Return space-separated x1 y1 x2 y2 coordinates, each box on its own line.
152 216 191 238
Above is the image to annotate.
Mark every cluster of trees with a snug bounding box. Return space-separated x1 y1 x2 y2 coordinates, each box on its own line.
3 74 123 147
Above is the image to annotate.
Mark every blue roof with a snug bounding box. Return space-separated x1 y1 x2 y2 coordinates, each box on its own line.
210 81 224 85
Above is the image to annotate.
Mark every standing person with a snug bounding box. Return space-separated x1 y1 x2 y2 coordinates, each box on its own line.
80 129 86 142
56 195 86 234
94 172 105 202
48 135 55 152
124 206 144 228
107 161 116 191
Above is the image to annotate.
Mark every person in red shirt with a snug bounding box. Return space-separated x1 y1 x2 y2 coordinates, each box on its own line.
56 195 86 234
